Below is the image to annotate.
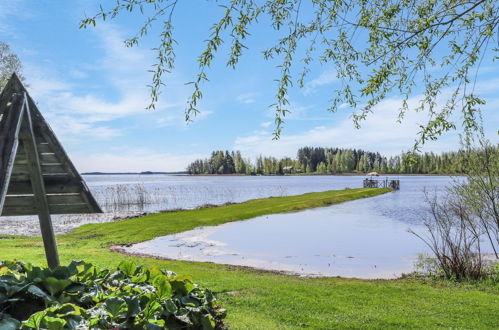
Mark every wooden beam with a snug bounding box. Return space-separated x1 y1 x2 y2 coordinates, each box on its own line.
20 93 59 269
7 179 82 195
2 203 92 216
0 92 25 211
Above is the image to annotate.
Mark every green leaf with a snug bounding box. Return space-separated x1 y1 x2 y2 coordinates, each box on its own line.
54 303 82 317
163 298 178 314
118 260 137 277
105 297 127 318
180 296 200 307
27 285 53 302
201 315 216 330
145 319 165 330
52 266 70 280
143 300 162 319
131 272 148 283
22 310 47 329
42 317 66 330
171 279 195 295
0 318 21 330
147 266 163 280
152 275 172 300
124 296 140 317
0 292 7 304
42 277 72 296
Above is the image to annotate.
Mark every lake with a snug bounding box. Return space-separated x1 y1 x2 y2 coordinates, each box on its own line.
1 174 447 236
2 174 470 278
120 175 454 278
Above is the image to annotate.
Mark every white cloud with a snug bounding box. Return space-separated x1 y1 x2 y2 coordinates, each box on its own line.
303 69 337 95
235 90 499 158
24 23 207 141
265 101 319 121
155 109 213 128
236 92 257 104
72 149 204 172
260 121 272 128
0 1 29 35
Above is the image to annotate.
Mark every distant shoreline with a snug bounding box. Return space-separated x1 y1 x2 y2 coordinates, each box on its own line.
81 171 188 175
81 172 461 176
187 173 462 176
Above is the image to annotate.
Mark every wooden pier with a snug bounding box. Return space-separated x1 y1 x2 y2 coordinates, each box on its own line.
363 178 400 190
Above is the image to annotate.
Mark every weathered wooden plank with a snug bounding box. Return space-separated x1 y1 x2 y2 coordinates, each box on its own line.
49 203 92 214
9 172 30 181
40 153 59 164
13 142 27 165
4 194 85 207
2 203 92 216
0 90 26 211
10 163 65 175
11 164 29 175
36 143 52 153
40 164 67 174
7 179 82 195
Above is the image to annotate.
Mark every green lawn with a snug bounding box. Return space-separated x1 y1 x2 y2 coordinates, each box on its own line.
1 188 498 329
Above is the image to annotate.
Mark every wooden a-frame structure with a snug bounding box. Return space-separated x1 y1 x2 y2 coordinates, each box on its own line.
0 73 102 268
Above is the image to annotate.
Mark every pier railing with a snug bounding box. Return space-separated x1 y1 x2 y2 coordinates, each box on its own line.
363 178 400 190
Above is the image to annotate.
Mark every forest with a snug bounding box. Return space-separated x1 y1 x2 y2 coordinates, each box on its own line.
186 147 486 175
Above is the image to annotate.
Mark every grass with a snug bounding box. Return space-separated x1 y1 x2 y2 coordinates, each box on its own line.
1 187 498 329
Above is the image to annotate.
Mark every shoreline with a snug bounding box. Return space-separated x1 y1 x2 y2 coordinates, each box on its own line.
109 245 406 280
183 173 464 177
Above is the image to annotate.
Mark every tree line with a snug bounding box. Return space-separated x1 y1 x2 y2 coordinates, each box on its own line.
186 146 494 175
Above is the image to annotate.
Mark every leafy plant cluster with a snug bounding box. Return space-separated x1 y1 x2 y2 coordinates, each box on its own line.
0 260 226 329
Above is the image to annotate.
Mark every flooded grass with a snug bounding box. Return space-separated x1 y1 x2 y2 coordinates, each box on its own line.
0 181 293 236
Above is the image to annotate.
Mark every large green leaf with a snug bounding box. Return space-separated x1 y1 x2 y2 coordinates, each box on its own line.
143 300 162 318
171 279 195 296
0 292 7 304
124 296 141 317
201 315 216 330
22 310 47 329
163 298 178 314
42 317 66 330
0 318 21 330
152 275 172 300
42 277 72 296
26 285 53 302
118 260 137 277
105 297 128 318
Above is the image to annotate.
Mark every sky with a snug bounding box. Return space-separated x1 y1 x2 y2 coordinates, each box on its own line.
1 0 498 172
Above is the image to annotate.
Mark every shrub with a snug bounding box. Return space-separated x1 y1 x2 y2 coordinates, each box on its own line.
0 260 226 329
410 192 485 280
410 138 498 281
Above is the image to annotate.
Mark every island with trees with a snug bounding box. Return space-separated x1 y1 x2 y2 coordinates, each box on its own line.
186 146 490 175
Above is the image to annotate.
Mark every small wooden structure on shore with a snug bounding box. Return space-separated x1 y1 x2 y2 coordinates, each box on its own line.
363 177 400 190
0 74 102 268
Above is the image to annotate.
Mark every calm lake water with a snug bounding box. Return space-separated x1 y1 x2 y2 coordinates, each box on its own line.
0 174 449 235
3 174 474 278
111 175 457 278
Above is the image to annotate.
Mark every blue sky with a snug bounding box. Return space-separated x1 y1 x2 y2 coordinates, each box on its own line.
1 0 498 172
